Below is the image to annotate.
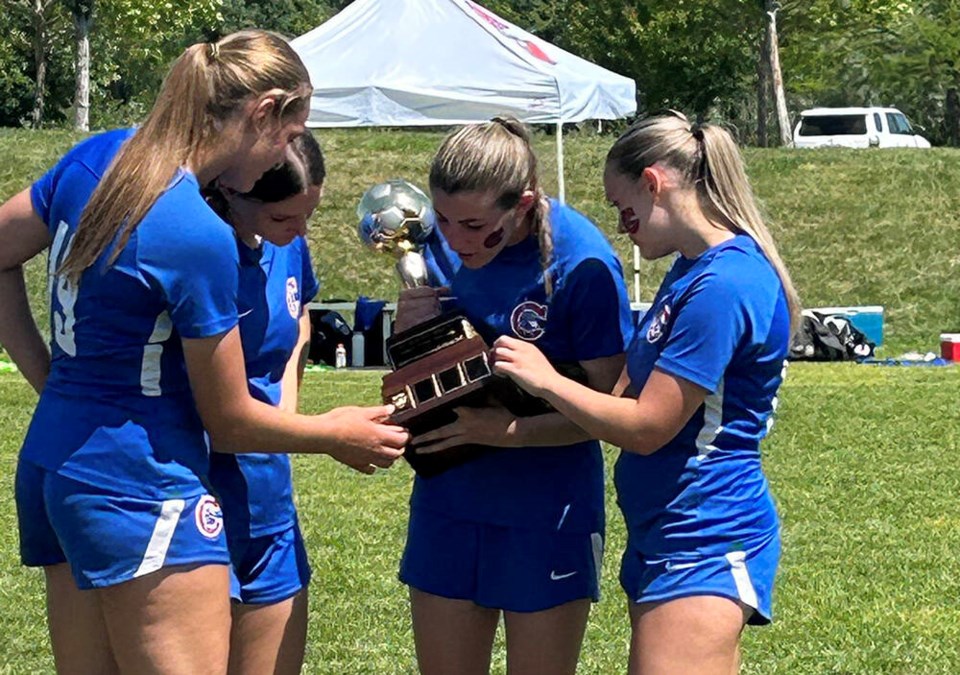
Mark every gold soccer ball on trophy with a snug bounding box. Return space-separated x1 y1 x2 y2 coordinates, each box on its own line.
357 179 436 255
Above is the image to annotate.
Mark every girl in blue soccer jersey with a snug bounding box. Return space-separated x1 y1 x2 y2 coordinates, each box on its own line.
0 32 407 675
204 132 325 675
493 111 800 675
395 117 634 675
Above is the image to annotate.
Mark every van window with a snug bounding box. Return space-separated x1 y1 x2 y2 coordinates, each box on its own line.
886 112 913 135
798 115 867 136
873 113 883 132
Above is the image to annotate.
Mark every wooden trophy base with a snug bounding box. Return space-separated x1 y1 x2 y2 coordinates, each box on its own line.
381 313 499 476
381 312 589 477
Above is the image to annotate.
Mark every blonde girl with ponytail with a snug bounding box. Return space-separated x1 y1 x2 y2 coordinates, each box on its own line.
494 110 797 674
0 30 408 674
396 116 634 675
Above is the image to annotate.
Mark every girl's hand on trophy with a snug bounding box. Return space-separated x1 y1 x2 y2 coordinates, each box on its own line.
394 286 449 333
412 404 521 454
320 404 409 473
491 336 560 399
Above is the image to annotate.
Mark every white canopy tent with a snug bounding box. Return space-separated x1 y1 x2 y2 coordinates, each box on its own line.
291 0 637 199
291 0 642 299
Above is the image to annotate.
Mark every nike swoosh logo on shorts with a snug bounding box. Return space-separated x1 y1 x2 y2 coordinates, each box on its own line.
238 309 254 318
550 570 578 581
665 561 699 571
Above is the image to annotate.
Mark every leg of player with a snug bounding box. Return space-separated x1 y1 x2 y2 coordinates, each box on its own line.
228 590 308 675
45 564 119 675
98 564 231 675
627 596 751 675
502 598 591 675
410 589 500 675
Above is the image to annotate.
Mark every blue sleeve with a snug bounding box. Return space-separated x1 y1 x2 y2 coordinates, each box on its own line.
299 237 320 305
30 162 63 228
655 271 747 393
140 210 240 340
29 129 132 230
556 258 633 361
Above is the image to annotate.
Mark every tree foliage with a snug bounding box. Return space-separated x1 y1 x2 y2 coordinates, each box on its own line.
1 0 73 126
1 0 959 145
779 0 911 107
862 0 960 144
85 0 222 124
219 0 346 39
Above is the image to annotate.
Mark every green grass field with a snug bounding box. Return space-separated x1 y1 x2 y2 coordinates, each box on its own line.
1 130 959 672
2 128 960 353
2 364 959 673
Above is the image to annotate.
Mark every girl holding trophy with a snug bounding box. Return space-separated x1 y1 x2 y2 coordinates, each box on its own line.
397 117 634 675
493 112 798 674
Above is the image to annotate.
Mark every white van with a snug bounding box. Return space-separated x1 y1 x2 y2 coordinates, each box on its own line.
793 107 931 149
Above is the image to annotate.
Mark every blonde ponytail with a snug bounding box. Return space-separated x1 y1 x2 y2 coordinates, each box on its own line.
697 124 800 330
532 196 554 296
60 30 311 281
607 113 800 332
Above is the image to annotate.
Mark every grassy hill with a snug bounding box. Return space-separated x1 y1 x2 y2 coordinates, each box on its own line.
2 128 958 353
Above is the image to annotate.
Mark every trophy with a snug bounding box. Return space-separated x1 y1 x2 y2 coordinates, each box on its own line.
358 180 497 476
357 180 589 477
357 179 435 289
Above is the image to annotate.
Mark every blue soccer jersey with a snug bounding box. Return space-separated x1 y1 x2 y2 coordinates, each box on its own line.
409 199 634 534
208 236 319 538
21 128 239 495
615 234 789 559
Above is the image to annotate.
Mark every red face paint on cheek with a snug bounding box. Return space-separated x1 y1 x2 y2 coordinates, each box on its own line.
484 228 505 249
619 208 640 234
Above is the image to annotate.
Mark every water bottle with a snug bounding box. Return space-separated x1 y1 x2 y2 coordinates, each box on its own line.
351 332 365 368
334 343 347 369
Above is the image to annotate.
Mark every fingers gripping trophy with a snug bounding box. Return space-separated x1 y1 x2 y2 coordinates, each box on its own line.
357 180 499 476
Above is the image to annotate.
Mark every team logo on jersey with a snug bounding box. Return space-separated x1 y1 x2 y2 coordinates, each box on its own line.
286 277 300 319
646 303 672 344
510 301 548 341
194 495 223 539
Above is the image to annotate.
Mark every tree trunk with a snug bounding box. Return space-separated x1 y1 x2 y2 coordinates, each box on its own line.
757 28 770 148
946 86 959 147
765 1 791 147
30 0 48 128
73 9 90 132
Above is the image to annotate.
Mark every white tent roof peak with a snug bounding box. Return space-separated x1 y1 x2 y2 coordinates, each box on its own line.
291 0 637 127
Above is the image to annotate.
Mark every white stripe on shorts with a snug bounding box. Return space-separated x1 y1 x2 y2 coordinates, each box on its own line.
591 532 604 590
725 550 759 608
134 498 186 578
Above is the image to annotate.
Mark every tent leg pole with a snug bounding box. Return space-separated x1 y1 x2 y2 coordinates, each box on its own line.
556 121 566 205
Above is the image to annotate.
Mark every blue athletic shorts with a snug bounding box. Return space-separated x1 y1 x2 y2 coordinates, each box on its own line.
16 458 230 590
227 522 311 605
399 508 603 613
619 530 780 625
